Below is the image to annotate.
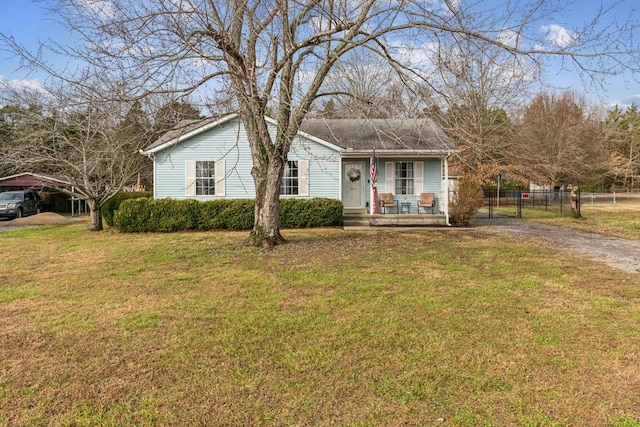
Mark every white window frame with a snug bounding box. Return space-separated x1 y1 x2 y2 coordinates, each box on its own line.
196 160 216 195
280 160 309 196
185 159 225 197
385 161 423 195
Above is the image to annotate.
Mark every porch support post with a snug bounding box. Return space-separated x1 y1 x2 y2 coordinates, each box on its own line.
370 180 377 216
443 155 451 226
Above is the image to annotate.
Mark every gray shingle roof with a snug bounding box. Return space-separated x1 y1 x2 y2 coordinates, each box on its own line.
142 115 458 155
299 118 458 153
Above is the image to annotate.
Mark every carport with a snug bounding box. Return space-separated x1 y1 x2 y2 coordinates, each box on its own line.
0 172 87 215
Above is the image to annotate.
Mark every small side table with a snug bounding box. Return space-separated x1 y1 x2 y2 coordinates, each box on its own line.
399 201 411 214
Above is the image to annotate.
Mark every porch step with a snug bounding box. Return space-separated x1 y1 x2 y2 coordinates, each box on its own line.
343 218 371 227
343 213 447 228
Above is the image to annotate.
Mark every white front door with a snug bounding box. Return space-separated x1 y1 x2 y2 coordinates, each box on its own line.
342 161 365 210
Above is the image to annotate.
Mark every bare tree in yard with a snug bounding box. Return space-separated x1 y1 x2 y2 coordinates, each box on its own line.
516 91 608 188
0 105 23 177
5 0 640 245
422 33 536 184
316 50 426 119
0 83 153 231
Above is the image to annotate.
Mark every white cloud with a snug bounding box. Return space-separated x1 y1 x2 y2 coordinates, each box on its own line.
609 94 640 110
78 0 116 19
390 40 439 67
0 75 50 102
496 29 520 48
541 24 578 48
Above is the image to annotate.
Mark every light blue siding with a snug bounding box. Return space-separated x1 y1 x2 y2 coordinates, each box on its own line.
366 158 443 210
153 117 341 200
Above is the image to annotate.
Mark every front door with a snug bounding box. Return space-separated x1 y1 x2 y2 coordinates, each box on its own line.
342 161 365 210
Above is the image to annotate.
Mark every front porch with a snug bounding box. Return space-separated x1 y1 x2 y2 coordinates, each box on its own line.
343 212 448 228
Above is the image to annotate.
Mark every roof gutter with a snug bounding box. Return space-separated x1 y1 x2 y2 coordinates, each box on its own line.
341 150 454 159
139 149 154 159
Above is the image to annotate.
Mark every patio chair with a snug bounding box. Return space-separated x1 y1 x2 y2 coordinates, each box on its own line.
378 192 398 214
417 192 437 214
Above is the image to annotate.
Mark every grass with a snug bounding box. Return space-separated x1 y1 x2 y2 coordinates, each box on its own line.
1 222 640 426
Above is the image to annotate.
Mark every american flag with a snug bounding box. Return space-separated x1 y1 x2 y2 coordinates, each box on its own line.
370 149 377 184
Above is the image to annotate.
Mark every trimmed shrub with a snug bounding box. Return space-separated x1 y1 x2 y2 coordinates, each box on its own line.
102 191 153 227
219 199 255 230
114 198 199 232
197 199 232 230
280 198 343 228
113 198 154 232
113 197 343 232
149 198 200 232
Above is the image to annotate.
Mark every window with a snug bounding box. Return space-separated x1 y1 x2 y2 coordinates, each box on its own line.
281 161 299 195
196 161 216 195
395 162 414 195
186 159 225 197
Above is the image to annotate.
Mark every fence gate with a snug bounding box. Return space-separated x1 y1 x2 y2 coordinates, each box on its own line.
483 189 581 219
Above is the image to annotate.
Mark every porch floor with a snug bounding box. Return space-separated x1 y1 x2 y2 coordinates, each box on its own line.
343 212 448 228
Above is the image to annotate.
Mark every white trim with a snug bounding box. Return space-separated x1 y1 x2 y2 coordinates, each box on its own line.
443 156 451 225
152 158 157 199
341 151 455 158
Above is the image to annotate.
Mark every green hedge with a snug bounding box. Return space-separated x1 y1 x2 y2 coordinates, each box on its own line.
113 197 343 232
102 191 153 227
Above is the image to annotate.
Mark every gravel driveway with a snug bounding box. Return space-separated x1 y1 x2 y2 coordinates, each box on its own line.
477 217 640 275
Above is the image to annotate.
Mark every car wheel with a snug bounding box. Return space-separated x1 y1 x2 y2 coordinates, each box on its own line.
36 206 42 214
16 209 23 219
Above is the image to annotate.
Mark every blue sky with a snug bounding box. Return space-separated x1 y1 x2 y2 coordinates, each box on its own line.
1 0 639 110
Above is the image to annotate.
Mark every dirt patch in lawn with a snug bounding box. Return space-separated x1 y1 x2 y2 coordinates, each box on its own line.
0 212 73 230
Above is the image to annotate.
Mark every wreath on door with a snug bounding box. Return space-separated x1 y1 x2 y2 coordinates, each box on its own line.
347 168 361 182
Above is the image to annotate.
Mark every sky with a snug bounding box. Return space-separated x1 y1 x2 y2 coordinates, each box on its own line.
1 0 639 110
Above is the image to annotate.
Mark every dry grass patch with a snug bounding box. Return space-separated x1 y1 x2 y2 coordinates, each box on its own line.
1 223 640 426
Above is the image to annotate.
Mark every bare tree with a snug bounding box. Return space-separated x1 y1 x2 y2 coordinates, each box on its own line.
316 50 427 119
0 82 153 231
3 0 640 245
516 91 606 187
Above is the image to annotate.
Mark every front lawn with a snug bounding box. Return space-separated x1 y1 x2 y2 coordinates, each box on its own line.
1 224 639 426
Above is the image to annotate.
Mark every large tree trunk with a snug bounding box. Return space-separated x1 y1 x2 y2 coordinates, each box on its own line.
87 199 103 231
248 155 286 247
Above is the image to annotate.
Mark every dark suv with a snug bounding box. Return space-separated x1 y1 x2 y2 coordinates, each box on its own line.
0 190 43 219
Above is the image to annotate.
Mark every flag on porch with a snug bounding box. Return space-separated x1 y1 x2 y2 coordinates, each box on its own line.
370 149 378 213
